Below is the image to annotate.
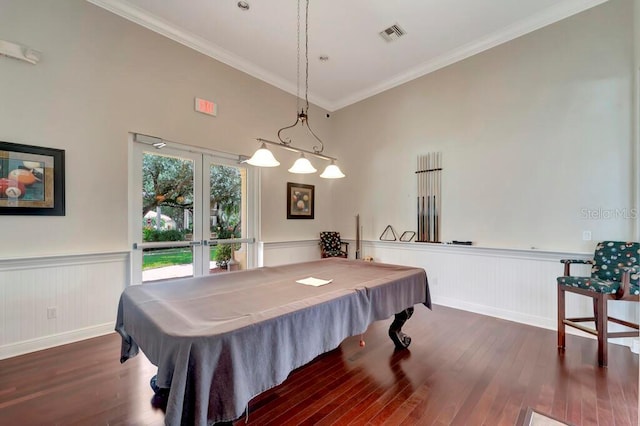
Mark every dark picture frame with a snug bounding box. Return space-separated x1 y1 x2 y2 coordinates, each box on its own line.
287 182 314 219
0 141 65 216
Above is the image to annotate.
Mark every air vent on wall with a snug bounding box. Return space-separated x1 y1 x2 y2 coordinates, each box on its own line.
379 24 405 42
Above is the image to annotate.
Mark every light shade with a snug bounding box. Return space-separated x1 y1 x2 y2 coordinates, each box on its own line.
246 143 280 167
288 154 317 174
320 161 346 179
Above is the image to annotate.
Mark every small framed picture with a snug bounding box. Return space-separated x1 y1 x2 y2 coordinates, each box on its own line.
287 182 314 219
0 141 65 216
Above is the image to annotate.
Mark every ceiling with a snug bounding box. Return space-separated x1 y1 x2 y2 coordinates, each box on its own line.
88 0 607 112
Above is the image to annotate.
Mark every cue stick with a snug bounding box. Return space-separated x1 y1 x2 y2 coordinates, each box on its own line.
355 214 360 259
426 153 431 242
439 152 442 241
422 154 426 241
432 153 435 241
438 153 441 242
420 154 424 241
433 195 437 242
417 196 420 241
431 153 435 242
421 153 425 242
430 152 434 242
417 156 421 241
420 195 427 241
434 153 438 242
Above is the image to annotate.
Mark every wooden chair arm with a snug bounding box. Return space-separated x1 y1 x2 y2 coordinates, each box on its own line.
560 259 593 276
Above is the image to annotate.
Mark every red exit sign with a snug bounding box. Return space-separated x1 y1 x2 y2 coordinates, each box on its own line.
195 97 217 116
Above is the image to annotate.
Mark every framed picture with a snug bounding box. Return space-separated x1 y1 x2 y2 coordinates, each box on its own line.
0 141 65 216
287 182 314 219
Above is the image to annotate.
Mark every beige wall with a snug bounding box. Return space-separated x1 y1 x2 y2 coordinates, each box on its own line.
0 0 636 258
331 0 637 252
0 0 336 258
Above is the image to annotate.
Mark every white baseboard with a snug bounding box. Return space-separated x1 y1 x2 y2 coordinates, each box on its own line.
435 296 555 330
0 323 114 360
434 297 637 350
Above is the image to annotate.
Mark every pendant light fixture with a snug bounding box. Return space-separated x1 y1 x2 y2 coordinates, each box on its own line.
319 160 345 178
245 142 280 167
288 153 317 174
247 0 345 179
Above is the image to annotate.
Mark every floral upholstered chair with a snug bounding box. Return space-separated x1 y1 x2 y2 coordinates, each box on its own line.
557 241 639 367
319 231 349 258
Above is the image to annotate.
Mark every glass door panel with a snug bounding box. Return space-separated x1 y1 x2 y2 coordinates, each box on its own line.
142 245 194 281
141 152 196 280
206 161 248 274
132 143 203 284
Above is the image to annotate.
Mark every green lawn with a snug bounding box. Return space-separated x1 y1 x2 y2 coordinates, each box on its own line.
143 247 217 270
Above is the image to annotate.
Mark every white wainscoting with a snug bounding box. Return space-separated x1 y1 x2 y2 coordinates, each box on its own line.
262 239 638 350
361 240 639 349
0 251 129 360
1 242 637 359
261 240 322 266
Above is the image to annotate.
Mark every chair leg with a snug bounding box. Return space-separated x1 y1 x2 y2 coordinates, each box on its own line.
592 298 599 331
557 285 565 350
596 294 608 367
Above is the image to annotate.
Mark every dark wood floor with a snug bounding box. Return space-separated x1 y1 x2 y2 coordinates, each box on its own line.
0 305 637 425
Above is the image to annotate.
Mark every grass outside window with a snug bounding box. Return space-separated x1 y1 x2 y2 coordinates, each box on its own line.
143 247 218 270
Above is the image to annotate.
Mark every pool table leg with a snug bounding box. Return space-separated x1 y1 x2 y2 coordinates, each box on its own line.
149 375 170 409
388 306 414 349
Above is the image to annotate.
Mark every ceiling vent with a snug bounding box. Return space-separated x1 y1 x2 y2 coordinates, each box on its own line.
379 24 406 42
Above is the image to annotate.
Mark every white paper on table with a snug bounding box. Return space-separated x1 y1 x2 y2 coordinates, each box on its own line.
295 277 333 286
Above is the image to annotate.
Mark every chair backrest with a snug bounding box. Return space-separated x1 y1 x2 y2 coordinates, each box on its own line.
591 241 640 285
320 232 341 251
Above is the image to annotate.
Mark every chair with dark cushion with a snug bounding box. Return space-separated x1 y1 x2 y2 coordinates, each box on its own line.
557 241 640 367
319 231 349 258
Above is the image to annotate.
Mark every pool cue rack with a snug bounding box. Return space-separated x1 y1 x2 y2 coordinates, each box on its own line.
416 152 442 243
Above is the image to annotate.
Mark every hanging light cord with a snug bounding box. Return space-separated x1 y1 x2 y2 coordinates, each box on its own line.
296 0 300 113
277 0 324 154
304 0 310 113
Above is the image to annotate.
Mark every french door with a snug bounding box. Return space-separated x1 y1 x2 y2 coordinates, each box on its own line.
130 134 257 284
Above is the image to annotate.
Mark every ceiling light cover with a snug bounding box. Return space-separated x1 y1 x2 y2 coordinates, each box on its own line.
320 162 345 179
288 154 317 174
246 143 280 167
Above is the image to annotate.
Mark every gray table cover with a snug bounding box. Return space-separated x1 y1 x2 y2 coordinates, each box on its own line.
116 258 430 425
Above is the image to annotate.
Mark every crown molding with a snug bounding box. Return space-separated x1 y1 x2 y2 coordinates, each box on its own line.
86 0 333 110
326 0 609 111
88 0 607 113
